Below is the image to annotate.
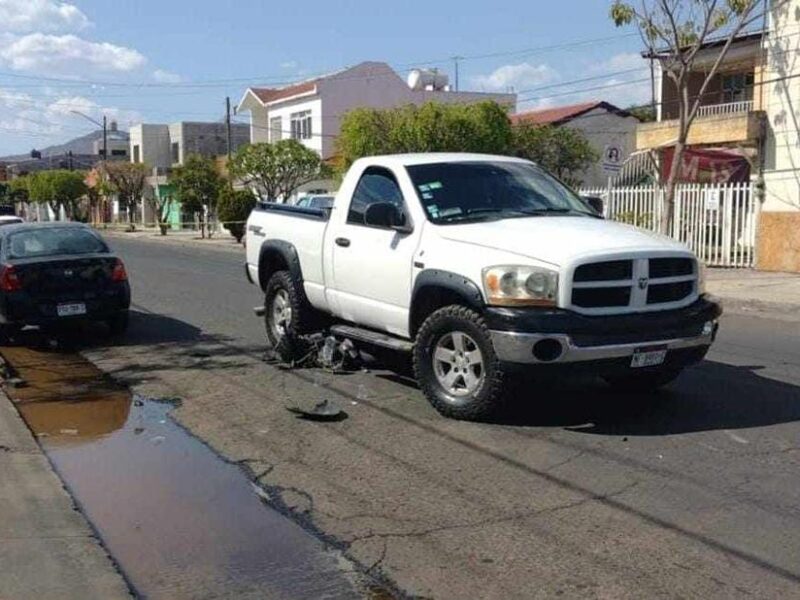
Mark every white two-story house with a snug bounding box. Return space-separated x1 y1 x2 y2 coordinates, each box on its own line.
236 61 517 161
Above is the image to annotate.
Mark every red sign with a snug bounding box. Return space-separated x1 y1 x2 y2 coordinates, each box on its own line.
661 147 751 183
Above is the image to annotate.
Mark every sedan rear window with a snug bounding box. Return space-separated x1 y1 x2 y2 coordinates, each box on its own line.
6 228 108 259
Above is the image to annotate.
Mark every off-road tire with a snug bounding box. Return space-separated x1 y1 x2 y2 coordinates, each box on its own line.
604 367 683 393
264 270 312 363
413 305 506 421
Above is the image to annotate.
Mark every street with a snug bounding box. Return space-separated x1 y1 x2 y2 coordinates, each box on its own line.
61 234 800 599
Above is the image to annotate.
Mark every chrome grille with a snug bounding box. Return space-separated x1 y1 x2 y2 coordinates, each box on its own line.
570 256 697 312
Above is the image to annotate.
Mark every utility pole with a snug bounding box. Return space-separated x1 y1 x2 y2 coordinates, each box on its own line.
225 96 232 162
452 56 463 91
103 115 108 162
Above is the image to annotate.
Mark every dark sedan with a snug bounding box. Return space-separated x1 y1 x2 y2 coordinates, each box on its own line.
0 223 130 337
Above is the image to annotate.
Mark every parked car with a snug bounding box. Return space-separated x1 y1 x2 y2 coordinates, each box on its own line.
0 216 24 227
0 222 130 337
296 195 335 210
245 153 721 420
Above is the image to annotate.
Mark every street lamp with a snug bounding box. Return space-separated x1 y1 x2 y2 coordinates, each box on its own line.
69 110 107 161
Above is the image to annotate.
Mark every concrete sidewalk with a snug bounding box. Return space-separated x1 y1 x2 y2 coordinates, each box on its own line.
101 227 244 253
707 268 800 320
0 389 130 600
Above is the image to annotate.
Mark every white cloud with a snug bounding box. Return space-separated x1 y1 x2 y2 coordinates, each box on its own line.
471 62 555 93
0 0 91 33
153 68 182 83
0 33 146 75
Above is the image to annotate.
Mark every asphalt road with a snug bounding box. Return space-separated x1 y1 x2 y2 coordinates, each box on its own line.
96 234 800 599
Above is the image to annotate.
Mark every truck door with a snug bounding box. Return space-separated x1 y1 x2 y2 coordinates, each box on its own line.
328 166 421 337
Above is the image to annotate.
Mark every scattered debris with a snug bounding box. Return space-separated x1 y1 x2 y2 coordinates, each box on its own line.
150 435 166 445
134 427 145 435
286 399 347 422
5 377 26 388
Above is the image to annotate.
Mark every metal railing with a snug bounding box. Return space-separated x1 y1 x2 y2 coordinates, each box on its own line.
696 100 753 118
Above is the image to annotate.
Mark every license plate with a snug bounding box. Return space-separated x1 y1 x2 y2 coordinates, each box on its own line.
631 346 667 368
57 302 86 317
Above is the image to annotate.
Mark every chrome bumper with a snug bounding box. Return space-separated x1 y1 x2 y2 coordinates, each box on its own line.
491 326 716 365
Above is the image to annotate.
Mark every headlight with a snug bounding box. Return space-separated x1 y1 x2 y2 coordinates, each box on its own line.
483 265 558 306
697 261 707 295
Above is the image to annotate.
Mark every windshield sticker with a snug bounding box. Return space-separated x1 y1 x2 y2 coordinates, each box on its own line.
428 205 439 218
428 181 443 190
418 184 431 192
438 207 462 218
421 192 433 200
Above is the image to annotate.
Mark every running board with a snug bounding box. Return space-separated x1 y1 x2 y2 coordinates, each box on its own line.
330 324 413 353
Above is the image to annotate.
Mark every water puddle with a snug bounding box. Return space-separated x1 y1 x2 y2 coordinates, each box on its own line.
1 343 371 599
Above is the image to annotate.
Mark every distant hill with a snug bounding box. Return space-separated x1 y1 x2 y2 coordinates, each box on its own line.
0 129 129 163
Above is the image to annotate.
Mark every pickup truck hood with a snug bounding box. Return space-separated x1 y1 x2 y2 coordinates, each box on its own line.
436 216 687 265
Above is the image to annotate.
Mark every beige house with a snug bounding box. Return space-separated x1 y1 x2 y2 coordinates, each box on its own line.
636 0 800 272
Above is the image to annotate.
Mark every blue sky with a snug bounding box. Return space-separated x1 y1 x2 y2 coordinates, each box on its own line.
0 0 651 156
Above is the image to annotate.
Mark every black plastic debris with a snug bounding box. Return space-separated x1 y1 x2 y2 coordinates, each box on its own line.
286 399 347 422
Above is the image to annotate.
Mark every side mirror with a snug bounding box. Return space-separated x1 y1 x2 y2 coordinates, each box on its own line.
581 196 604 215
364 202 413 233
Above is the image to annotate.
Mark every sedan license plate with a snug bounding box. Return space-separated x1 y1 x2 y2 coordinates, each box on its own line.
631 346 667 368
57 302 86 317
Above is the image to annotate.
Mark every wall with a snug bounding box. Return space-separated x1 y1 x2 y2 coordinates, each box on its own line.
129 124 170 169
564 107 638 188
262 98 323 156
169 122 250 165
757 0 800 271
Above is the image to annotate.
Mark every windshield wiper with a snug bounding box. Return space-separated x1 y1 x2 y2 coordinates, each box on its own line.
509 207 599 218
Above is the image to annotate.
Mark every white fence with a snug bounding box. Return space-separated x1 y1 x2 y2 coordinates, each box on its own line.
696 100 753 118
580 182 758 268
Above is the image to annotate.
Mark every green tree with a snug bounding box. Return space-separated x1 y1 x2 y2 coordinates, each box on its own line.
217 188 256 243
101 162 148 228
511 124 599 188
26 170 87 220
611 0 772 233
229 139 329 203
626 103 656 123
336 101 513 170
170 154 224 238
8 176 30 204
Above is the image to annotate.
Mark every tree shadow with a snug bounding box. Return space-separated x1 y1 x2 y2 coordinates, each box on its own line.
494 360 800 436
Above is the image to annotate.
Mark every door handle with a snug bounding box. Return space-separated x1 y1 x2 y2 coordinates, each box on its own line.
335 237 351 247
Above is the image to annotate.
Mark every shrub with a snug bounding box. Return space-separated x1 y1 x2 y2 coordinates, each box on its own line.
218 188 257 242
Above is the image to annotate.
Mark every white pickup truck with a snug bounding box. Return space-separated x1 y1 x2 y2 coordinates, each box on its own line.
245 153 721 420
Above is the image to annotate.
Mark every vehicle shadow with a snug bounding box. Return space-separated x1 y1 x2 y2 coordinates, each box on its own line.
496 360 800 436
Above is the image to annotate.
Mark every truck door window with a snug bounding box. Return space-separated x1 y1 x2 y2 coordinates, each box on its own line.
347 167 405 226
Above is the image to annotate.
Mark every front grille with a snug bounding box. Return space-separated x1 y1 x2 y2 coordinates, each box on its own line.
570 255 697 312
572 286 631 308
649 257 694 278
574 260 632 282
647 280 694 304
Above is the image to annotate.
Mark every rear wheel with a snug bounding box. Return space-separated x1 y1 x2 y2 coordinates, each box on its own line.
264 270 312 363
603 367 683 393
413 305 506 421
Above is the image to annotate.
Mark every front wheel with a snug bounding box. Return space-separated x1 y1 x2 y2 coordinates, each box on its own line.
603 367 683 393
413 305 506 421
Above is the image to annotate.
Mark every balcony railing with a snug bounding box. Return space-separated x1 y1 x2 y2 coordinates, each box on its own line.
696 100 753 118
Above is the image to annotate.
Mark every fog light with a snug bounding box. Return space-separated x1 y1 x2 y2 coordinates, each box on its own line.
702 321 715 336
532 338 564 362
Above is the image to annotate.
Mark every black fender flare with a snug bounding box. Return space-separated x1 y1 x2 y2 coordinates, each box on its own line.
409 269 485 336
258 240 304 290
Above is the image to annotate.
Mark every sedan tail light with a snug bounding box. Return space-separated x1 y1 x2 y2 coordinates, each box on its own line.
111 259 128 282
0 265 22 292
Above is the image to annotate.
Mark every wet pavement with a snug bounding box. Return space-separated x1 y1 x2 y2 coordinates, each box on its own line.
1 340 367 600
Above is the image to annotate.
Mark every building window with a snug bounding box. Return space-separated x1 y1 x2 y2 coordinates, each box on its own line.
290 110 312 140
111 149 127 157
722 72 754 104
132 145 140 163
270 116 282 142
171 142 180 164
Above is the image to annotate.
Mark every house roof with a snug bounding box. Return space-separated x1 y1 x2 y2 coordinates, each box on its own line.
249 80 319 105
642 30 764 59
511 101 631 126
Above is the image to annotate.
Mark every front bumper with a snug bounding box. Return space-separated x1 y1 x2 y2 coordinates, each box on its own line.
487 296 721 366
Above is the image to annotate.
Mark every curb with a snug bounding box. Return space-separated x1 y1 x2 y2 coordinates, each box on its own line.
102 230 245 254
716 297 800 322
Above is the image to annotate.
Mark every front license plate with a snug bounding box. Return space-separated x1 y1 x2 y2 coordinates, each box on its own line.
631 346 667 368
57 302 86 317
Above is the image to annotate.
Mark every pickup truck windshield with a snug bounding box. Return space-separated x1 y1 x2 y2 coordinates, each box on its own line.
406 161 595 224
